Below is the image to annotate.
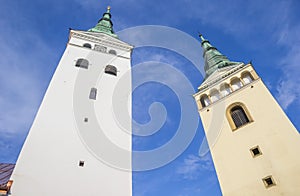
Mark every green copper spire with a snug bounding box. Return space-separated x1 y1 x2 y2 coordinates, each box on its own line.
88 6 118 38
199 34 240 79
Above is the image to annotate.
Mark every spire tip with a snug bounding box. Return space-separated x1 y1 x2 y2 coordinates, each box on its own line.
198 33 205 42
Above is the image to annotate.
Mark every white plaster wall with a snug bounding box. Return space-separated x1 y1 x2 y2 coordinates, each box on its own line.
11 32 133 196
198 66 300 195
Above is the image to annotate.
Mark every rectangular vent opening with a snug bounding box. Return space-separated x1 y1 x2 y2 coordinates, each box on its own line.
79 160 85 167
250 146 262 157
262 176 276 188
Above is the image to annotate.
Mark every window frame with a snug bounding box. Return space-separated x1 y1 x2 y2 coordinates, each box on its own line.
104 65 117 76
226 102 253 131
89 87 97 100
230 77 243 91
108 49 117 55
210 89 221 103
250 145 262 157
241 71 254 85
83 43 92 49
75 58 89 69
220 83 232 97
262 175 276 188
199 94 211 108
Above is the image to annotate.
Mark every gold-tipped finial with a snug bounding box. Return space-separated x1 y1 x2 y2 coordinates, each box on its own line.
107 6 111 10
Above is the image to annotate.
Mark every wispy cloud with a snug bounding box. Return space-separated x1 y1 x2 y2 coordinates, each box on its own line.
0 7 56 162
176 154 214 180
274 16 300 109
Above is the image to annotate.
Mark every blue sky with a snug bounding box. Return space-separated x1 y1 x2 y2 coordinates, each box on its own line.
1 0 300 195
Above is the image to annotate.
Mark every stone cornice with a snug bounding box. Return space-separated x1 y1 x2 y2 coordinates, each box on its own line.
197 63 246 92
70 30 133 52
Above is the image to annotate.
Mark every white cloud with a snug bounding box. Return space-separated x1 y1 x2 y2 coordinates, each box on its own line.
276 80 297 109
0 9 56 150
176 154 214 180
276 36 300 109
0 37 51 134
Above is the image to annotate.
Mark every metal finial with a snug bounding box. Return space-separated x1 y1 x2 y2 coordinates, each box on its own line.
198 33 205 41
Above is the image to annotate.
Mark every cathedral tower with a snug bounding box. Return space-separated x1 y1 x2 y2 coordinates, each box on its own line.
194 35 300 195
11 7 133 195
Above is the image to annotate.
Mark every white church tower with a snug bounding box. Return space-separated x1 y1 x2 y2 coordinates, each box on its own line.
10 7 133 196
194 35 300 195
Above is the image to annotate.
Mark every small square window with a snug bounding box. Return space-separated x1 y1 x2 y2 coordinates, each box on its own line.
79 160 85 167
262 176 276 188
250 146 262 157
84 118 88 122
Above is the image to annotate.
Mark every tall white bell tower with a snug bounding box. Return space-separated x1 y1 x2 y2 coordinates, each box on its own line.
11 7 133 196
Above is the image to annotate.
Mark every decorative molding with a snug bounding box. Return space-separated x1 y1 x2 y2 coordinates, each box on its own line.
198 63 246 92
197 79 260 111
70 31 133 51
68 43 131 60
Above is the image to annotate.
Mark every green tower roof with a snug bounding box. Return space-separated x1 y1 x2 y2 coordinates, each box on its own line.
199 34 241 79
88 6 118 38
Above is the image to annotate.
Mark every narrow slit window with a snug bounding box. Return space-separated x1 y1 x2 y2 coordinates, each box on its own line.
75 58 89 69
84 117 88 122
230 106 250 128
89 88 97 100
262 176 276 188
105 65 117 76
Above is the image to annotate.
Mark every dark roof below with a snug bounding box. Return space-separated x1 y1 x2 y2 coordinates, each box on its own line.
0 163 15 190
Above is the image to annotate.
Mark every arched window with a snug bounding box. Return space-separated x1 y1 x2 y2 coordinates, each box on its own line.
220 83 232 97
75 58 89 69
241 72 254 84
230 106 250 128
230 78 243 91
108 49 117 55
200 94 210 108
105 65 117 76
83 43 92 49
210 89 220 103
226 103 252 130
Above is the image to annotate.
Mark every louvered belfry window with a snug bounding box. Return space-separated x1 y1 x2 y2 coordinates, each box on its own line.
105 65 117 76
75 58 89 69
230 106 249 128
